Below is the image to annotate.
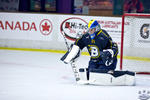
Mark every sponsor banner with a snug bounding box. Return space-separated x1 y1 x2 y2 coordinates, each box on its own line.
58 15 88 44
124 18 150 48
92 16 122 46
58 15 122 47
135 18 150 48
0 13 56 41
0 13 122 46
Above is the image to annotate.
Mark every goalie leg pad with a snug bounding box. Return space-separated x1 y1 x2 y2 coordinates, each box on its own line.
76 68 89 85
79 68 88 81
89 71 136 86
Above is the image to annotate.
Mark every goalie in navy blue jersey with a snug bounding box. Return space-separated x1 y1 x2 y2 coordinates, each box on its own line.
61 19 135 85
62 19 118 72
75 19 118 74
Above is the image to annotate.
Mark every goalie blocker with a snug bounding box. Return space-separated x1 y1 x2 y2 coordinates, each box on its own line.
61 44 136 86
61 44 80 63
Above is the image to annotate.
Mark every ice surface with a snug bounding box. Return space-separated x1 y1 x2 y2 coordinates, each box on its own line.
0 50 150 100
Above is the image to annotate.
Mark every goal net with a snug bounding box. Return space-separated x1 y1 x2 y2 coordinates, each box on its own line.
120 13 150 74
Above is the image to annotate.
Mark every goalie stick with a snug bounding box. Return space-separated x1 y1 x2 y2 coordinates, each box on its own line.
61 30 80 81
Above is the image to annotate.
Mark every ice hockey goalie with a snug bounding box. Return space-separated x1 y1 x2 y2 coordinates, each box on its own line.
61 19 136 86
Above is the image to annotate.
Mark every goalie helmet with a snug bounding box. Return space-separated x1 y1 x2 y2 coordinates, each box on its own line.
88 19 101 32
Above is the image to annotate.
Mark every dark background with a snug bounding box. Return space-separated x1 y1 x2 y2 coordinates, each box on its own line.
0 0 150 16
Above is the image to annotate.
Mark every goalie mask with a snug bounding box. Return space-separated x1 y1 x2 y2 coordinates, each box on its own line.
88 19 101 39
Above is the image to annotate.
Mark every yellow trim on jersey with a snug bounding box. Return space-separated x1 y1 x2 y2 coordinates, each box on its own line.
102 31 109 38
114 50 118 57
109 40 113 49
97 30 102 36
75 38 79 45
97 30 109 38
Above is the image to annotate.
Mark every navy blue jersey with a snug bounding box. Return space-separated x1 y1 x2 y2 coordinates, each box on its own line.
74 29 118 61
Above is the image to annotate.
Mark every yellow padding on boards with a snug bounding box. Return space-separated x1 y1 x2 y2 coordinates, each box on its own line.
0 47 66 54
0 47 150 62
123 56 150 62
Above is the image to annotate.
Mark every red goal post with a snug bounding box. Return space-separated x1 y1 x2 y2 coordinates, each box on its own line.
120 13 150 74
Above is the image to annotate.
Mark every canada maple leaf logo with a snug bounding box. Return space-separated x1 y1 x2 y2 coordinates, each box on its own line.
39 19 53 35
42 22 50 31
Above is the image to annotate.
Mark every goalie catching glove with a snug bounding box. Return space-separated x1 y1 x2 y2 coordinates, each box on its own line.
101 49 114 66
61 44 81 64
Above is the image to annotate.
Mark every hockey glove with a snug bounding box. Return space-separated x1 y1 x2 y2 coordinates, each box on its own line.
101 49 114 66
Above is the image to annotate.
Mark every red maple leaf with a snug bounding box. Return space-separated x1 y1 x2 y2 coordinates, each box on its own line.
42 22 50 31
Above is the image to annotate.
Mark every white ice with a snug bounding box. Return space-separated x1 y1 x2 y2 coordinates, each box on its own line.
0 50 150 100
